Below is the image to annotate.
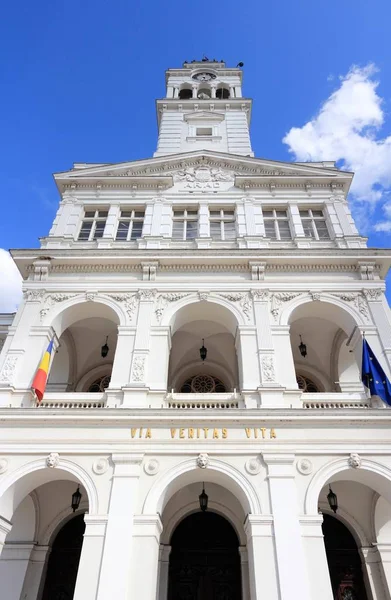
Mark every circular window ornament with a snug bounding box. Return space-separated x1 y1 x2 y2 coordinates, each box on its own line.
180 375 226 393
88 375 111 392
296 374 319 393
192 72 216 81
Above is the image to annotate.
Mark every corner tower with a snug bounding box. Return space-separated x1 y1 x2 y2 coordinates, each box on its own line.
154 59 253 157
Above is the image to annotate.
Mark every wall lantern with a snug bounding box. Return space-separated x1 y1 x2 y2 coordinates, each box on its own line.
199 339 207 362
71 486 82 513
327 485 338 513
101 336 109 358
199 484 208 512
298 335 307 358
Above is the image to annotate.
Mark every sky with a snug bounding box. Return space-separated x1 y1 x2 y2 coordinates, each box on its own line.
1 0 391 311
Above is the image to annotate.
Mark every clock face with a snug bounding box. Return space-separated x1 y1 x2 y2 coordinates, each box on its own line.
192 72 216 82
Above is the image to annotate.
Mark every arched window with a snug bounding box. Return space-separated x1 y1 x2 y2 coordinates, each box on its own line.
216 87 230 99
296 374 320 393
179 88 192 100
87 375 111 392
180 374 226 393
197 88 211 99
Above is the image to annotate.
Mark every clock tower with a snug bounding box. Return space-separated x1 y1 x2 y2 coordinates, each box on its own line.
154 59 253 157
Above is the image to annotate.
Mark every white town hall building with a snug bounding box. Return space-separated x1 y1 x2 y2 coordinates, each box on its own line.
1 59 391 600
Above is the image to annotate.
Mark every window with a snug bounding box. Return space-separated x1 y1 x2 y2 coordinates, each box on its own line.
88 375 111 392
115 209 144 241
300 209 330 240
209 209 236 240
296 374 320 393
180 374 226 393
196 127 213 137
78 209 108 241
216 87 230 99
172 209 198 240
263 209 292 240
179 88 192 100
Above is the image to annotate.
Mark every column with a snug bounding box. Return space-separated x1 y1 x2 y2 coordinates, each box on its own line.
359 546 388 600
272 326 299 396
0 542 34 600
263 454 312 600
100 203 120 244
365 294 391 372
235 326 260 404
376 543 391 598
192 84 198 98
0 515 12 555
300 515 333 600
244 515 279 600
211 84 216 98
73 515 108 600
96 454 143 600
289 204 306 246
63 201 84 240
198 201 210 236
130 515 163 600
158 545 171 600
19 545 50 600
239 546 250 600
109 326 136 391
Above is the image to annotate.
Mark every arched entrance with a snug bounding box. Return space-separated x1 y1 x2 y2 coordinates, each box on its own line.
322 514 368 600
41 514 85 600
168 512 241 600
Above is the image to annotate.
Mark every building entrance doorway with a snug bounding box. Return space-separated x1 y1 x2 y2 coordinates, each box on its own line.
168 511 241 600
41 514 85 600
322 514 368 600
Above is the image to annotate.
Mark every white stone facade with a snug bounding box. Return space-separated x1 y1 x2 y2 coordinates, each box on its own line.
1 59 391 599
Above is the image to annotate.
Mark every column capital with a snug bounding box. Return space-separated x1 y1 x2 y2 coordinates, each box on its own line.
0 516 12 539
238 545 248 563
244 514 273 538
159 544 172 562
262 453 296 478
133 514 163 541
83 514 108 537
111 453 144 477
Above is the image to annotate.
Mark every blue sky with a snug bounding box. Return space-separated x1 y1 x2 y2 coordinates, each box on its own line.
1 0 391 309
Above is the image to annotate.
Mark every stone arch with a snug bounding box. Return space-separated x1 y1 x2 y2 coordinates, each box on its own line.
143 457 261 516
41 499 89 546
161 295 245 333
75 363 113 392
42 294 125 337
281 294 364 330
305 457 391 515
318 503 370 548
0 457 99 521
171 360 235 392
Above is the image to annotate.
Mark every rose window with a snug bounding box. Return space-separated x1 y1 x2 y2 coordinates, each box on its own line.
296 374 319 393
88 375 111 392
180 375 226 393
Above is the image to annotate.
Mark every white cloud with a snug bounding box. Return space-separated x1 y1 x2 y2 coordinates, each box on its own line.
283 64 391 232
0 249 22 313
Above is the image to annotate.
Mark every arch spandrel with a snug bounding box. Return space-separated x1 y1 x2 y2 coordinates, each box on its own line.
280 294 366 331
161 295 245 333
143 458 261 516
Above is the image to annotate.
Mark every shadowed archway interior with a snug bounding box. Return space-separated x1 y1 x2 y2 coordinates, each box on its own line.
41 514 85 600
322 514 368 600
168 511 241 600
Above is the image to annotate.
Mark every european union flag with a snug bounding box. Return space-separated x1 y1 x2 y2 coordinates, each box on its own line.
362 339 391 406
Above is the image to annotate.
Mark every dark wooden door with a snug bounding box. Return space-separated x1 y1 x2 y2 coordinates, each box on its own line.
41 514 85 600
322 514 368 600
168 511 242 600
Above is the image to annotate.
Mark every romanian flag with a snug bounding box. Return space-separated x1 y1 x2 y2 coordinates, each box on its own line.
32 340 54 402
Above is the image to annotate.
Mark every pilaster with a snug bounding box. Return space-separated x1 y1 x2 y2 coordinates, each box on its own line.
73 515 108 600
300 514 333 600
130 515 163 600
244 515 279 599
158 545 171 600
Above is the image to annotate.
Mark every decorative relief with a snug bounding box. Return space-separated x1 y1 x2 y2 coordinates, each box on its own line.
196 453 209 469
24 290 46 302
331 292 370 321
138 289 157 301
144 459 160 476
270 292 301 321
46 452 60 468
0 339 4 354
251 290 269 301
348 453 362 469
0 458 8 474
155 293 191 323
131 355 146 382
310 291 321 301
92 458 109 475
198 291 210 302
261 355 276 382
363 289 383 302
245 457 261 475
107 293 139 320
296 458 313 475
0 355 18 384
174 166 234 184
218 292 252 321
40 293 77 321
85 292 96 302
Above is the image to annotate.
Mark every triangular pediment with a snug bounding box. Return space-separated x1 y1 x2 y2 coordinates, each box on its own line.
184 111 225 123
54 150 352 193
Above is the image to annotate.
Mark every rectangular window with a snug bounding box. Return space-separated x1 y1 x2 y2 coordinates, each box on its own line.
172 209 198 240
209 209 236 240
263 209 292 240
115 209 145 241
78 209 108 241
196 127 213 136
299 209 330 240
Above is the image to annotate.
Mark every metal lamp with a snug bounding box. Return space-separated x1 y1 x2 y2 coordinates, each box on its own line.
327 485 338 513
199 339 207 361
199 484 208 512
298 335 307 358
71 486 82 512
101 336 109 358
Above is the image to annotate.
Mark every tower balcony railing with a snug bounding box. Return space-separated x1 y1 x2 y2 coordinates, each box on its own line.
166 392 242 409
301 392 370 409
36 392 106 409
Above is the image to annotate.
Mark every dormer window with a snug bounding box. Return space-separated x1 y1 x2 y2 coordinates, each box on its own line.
78 209 108 241
115 209 145 241
196 127 213 137
300 209 330 240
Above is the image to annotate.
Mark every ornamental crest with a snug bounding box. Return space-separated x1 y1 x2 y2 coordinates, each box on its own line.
174 166 234 189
